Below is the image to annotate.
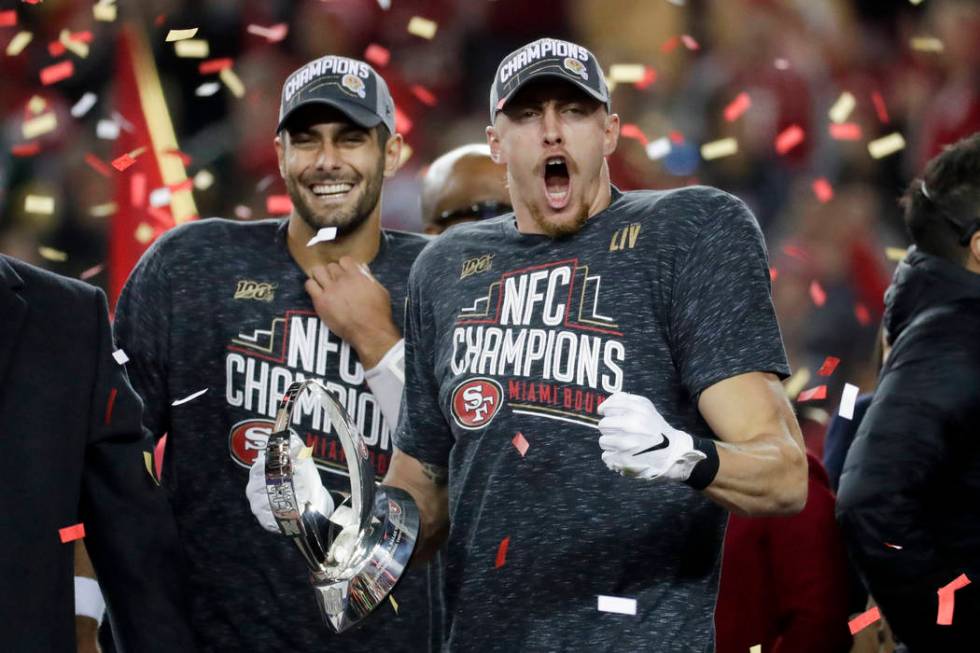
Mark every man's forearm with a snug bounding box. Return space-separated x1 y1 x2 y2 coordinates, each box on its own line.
383 450 450 564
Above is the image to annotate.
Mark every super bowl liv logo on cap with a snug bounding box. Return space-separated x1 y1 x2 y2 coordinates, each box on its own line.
283 56 371 102
498 38 590 84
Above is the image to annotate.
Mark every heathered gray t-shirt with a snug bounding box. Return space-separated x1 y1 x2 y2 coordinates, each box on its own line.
395 186 790 652
114 218 433 652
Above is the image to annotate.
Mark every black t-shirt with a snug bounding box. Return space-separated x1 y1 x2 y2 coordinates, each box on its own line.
114 218 433 652
395 186 790 652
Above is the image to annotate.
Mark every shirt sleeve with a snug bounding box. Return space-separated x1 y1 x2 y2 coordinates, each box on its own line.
113 236 173 440
669 192 790 399
392 258 454 468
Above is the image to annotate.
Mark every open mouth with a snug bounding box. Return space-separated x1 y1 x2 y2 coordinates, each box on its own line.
543 156 571 210
309 181 354 201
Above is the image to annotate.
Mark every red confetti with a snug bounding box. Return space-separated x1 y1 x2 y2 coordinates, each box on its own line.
848 606 881 635
48 32 91 58
769 267 779 282
247 22 288 44
199 58 233 75
668 130 685 144
871 91 890 125
619 123 649 147
162 148 192 166
410 84 437 107
266 195 292 215
40 60 75 86
59 523 86 544
817 356 841 376
812 178 834 203
681 34 700 50
112 152 138 172
782 245 810 262
809 280 826 307
775 124 805 155
130 173 147 207
723 92 751 122
168 178 194 193
104 388 117 425
829 122 862 141
495 536 510 568
80 263 104 280
364 43 390 68
937 574 970 625
634 66 657 90
512 432 529 457
154 14 166 27
0 10 17 27
854 303 871 326
660 36 680 54
84 153 112 178
12 142 40 157
23 0 42 5
394 106 413 135
146 207 173 227
797 385 828 402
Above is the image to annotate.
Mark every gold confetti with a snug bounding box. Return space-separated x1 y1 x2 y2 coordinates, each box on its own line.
297 446 314 460
27 95 46 114
6 31 33 56
166 28 199 42
389 594 399 614
38 246 68 262
22 113 57 139
406 16 437 40
89 202 117 218
828 91 856 124
219 67 245 98
868 132 906 159
700 137 738 160
60 29 90 58
784 367 812 400
25 195 55 215
174 39 209 58
608 64 646 84
397 143 413 170
93 2 117 22
910 37 943 52
193 169 214 190
143 451 160 485
885 247 908 262
134 223 155 244
750 646 762 653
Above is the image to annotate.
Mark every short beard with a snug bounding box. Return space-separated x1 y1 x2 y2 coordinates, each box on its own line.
285 157 385 238
528 200 590 238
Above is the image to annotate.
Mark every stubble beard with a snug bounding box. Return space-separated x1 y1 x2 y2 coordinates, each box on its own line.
285 157 385 238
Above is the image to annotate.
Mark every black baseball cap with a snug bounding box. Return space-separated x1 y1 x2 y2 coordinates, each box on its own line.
489 38 610 122
277 55 395 135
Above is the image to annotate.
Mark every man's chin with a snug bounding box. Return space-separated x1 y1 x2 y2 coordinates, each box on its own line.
530 202 589 237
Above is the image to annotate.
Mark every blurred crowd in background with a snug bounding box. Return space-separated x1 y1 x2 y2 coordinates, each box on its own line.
1 0 979 457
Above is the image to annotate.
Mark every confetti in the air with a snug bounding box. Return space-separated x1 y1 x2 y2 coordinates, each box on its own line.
784 367 811 399
495 536 510 568
817 356 840 376
885 247 908 262
634 66 657 89
12 142 40 157
59 523 86 544
246 23 288 44
854 303 871 326
701 137 738 160
407 16 438 40
0 10 17 27
681 34 700 50
619 124 649 147
839 383 859 419
175 39 209 58
868 132 905 159
849 606 881 635
597 595 637 616
144 451 160 485
646 137 671 161
38 246 67 262
267 195 292 215
193 169 214 190
163 148 192 166
93 1 117 22
884 542 904 550
6 31 32 56
797 385 827 402
871 91 890 124
80 263 104 279
134 223 156 245
172 388 209 406
775 124 805 155
199 57 233 74
58 29 90 58
812 178 834 203
40 60 74 86
89 202 117 218
70 92 97 118
750 646 761 653
410 84 437 107
84 153 112 177
112 151 139 172
131 173 147 207
149 187 172 208
96 119 120 140
307 227 338 247
166 28 199 42
937 574 970 625
609 64 646 84
910 36 943 52
25 195 55 215
809 280 826 307
364 43 390 67
297 445 314 460
829 123 862 141
512 432 529 457
828 91 856 124
723 92 751 122
195 81 220 97
219 68 246 98
388 594 398 613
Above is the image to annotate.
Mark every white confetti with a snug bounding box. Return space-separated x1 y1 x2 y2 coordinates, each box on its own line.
609 64 646 84
307 227 338 247
868 132 906 159
377 0 391 8
112 350 130 365
149 187 172 208
700 137 738 161
71 93 98 118
96 119 120 140
195 81 221 97
828 92 856 124
645 137 671 161
26 195 55 215
838 383 859 420
166 28 199 42
597 595 637 616
193 169 215 190
171 388 209 406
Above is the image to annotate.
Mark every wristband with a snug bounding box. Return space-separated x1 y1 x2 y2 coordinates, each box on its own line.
364 339 405 383
684 437 720 490
74 576 105 625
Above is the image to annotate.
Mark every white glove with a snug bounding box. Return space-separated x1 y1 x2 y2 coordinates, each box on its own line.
247 434 335 533
597 392 706 483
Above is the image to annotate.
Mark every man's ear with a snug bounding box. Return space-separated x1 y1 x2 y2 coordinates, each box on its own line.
486 125 504 164
603 113 621 157
383 132 405 177
969 228 980 268
274 135 286 178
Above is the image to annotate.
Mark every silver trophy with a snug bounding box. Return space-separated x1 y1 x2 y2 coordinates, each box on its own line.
265 379 419 632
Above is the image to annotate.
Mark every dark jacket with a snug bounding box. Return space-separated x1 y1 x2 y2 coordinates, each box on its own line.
0 255 195 652
836 247 980 651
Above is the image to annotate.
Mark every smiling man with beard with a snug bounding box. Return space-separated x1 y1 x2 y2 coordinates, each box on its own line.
113 55 436 652
377 38 807 651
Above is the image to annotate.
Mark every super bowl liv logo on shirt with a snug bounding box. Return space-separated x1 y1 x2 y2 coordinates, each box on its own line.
450 259 624 428
224 310 392 477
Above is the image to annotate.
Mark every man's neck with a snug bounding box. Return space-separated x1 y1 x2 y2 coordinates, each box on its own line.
286 211 383 274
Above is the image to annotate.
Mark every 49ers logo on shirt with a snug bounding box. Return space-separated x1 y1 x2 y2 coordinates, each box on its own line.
450 377 504 430
228 419 299 468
